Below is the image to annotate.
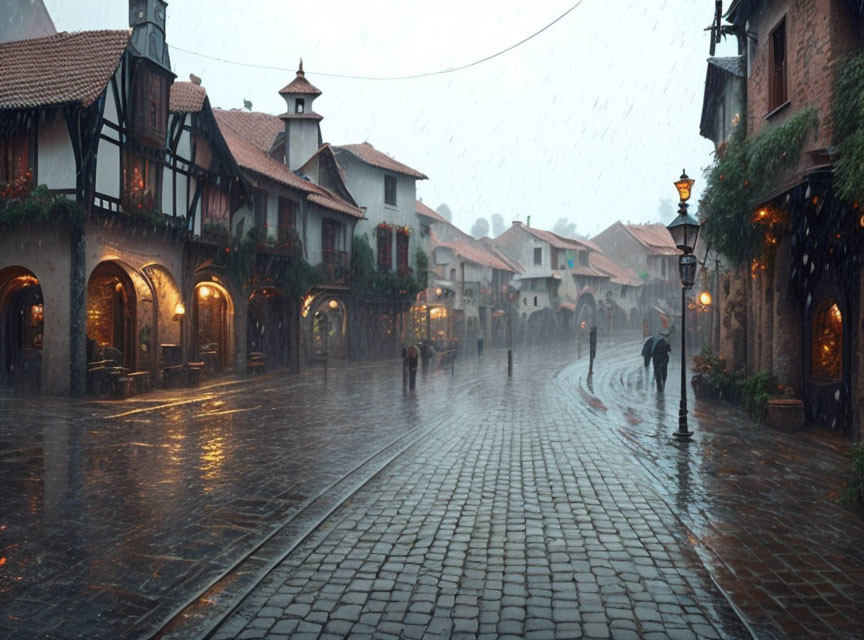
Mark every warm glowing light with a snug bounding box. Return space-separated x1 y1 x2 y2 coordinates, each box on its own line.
429 307 448 320
756 208 768 219
328 299 339 310
174 302 186 317
198 285 211 299
699 291 712 306
301 294 314 318
580 321 587 329
859 213 864 228
30 304 44 324
674 170 695 202
435 287 443 296
830 303 842 324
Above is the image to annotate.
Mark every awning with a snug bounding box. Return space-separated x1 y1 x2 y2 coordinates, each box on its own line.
557 302 576 312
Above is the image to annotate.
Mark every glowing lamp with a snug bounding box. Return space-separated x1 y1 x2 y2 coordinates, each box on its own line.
435 287 443 296
328 299 339 310
699 291 712 307
199 285 211 299
674 169 695 202
174 302 186 318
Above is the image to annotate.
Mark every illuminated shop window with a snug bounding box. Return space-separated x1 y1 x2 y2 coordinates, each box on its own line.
812 300 842 380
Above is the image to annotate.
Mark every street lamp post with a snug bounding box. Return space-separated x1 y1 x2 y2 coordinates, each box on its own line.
667 170 701 443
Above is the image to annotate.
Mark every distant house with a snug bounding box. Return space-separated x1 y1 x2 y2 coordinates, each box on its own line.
495 222 613 341
593 222 680 335
415 200 519 351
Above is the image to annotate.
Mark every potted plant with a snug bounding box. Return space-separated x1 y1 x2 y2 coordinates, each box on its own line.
766 385 805 433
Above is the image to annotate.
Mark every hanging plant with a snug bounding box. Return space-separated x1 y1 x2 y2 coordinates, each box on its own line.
396 225 411 236
0 184 84 231
376 221 392 231
699 107 817 264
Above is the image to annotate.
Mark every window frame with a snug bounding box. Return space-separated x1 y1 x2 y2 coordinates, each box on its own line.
377 226 393 272
384 175 397 206
0 133 32 190
768 17 788 112
122 150 160 213
132 61 168 147
277 197 297 243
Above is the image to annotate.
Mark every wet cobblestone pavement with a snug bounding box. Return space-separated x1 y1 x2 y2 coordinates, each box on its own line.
1 338 863 639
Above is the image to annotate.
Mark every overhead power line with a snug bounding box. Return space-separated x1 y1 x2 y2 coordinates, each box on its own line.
168 0 586 81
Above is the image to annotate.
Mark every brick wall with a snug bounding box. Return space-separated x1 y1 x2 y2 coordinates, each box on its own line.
747 0 861 158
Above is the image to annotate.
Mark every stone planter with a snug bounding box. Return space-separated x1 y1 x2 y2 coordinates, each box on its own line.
766 398 806 433
691 373 717 401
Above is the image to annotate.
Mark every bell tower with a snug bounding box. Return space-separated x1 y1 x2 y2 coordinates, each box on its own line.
128 0 171 71
279 60 323 171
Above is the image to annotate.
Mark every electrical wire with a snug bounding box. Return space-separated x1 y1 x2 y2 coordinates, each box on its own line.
168 0 586 81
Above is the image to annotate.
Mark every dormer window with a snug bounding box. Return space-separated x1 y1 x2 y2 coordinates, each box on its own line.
295 98 305 114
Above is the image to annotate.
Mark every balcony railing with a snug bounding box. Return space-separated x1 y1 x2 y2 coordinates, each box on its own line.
257 225 302 257
319 249 350 284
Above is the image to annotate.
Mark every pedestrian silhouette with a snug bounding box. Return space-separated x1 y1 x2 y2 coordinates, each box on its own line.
641 336 655 369
652 332 671 392
588 325 597 374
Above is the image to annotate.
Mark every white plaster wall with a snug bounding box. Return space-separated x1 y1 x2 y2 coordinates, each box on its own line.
339 155 421 272
161 165 172 215
176 122 192 161
95 138 120 199
287 122 319 171
37 117 76 190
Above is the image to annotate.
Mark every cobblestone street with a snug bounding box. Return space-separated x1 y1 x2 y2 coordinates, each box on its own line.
1 338 863 639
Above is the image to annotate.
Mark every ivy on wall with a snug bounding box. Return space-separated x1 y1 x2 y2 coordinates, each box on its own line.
351 234 421 300
699 108 818 264
833 51 864 206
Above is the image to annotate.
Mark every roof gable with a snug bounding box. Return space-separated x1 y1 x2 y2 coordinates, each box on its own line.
334 142 428 180
0 29 130 110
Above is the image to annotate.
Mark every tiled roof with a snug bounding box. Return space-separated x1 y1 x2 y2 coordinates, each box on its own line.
589 252 644 287
479 238 524 273
434 235 516 273
335 142 428 180
707 56 745 77
623 223 679 255
520 225 599 253
279 71 322 96
0 29 130 109
415 199 450 224
216 123 363 219
169 81 206 113
213 108 284 153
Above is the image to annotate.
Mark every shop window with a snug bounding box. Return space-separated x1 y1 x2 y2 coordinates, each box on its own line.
769 18 787 111
132 62 168 146
123 151 159 212
0 134 30 191
812 300 842 380
384 175 397 206
377 226 393 271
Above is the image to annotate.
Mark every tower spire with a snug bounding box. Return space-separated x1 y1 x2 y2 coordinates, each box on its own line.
298 58 304 76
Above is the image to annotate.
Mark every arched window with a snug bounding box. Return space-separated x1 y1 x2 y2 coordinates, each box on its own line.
812 300 842 380
295 98 305 114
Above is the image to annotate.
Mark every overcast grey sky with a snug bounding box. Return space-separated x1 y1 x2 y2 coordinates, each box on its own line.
44 0 736 236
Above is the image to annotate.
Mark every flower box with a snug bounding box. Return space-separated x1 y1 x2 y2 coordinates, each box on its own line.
766 398 805 433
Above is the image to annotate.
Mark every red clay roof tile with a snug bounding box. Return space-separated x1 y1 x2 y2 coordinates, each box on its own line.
279 71 322 96
213 108 284 154
0 30 130 110
335 142 427 180
623 223 679 255
169 81 206 113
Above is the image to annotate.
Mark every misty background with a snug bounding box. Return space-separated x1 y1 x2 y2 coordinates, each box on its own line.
44 0 737 236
